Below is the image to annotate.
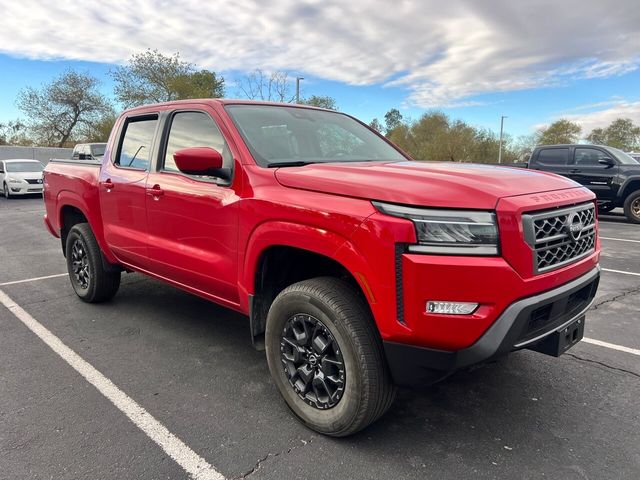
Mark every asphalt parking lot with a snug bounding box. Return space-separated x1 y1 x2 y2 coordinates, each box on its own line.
1 197 639 480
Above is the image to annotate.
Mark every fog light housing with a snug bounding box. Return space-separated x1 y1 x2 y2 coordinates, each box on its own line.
426 301 478 315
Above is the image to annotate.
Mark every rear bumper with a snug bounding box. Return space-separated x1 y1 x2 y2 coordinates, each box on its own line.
384 265 600 387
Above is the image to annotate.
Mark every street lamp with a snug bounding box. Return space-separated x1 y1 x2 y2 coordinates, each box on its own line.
498 115 508 164
296 77 304 104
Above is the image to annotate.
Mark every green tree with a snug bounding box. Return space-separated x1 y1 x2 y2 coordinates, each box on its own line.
111 50 224 107
384 108 403 134
368 118 383 133
82 111 118 143
586 118 640 151
0 119 32 146
300 95 338 110
16 69 111 147
536 119 582 145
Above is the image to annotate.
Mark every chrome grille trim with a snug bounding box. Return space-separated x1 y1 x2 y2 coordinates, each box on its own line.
523 202 596 274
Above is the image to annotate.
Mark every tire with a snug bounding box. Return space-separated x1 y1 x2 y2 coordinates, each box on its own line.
265 277 396 437
65 223 121 302
623 191 640 224
3 183 11 199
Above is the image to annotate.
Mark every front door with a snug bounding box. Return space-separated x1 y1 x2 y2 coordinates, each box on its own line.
99 114 159 268
570 147 618 201
144 108 240 304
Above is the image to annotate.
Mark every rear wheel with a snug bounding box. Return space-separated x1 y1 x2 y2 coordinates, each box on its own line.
623 191 640 224
265 277 396 437
65 223 121 302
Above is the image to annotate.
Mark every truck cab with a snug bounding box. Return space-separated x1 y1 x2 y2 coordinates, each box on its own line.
527 144 640 222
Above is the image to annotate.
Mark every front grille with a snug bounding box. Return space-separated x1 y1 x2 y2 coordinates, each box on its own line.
25 179 42 184
523 202 596 273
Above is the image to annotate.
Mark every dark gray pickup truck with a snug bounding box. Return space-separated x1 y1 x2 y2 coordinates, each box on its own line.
514 144 640 223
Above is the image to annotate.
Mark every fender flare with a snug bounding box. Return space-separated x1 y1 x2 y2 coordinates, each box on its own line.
618 176 640 201
56 190 118 264
240 220 379 311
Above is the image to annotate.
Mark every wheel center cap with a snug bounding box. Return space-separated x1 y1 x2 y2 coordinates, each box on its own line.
308 354 318 367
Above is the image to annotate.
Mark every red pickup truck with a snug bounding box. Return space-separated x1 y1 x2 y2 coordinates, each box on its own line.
43 100 601 436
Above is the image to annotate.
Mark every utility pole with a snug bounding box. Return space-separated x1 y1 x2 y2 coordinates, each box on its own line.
296 77 304 104
498 115 507 164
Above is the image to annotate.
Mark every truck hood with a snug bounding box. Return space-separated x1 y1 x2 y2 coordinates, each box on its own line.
274 161 581 209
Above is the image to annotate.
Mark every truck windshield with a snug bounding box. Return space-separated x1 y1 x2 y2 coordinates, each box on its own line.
225 105 407 167
5 161 44 172
605 146 639 165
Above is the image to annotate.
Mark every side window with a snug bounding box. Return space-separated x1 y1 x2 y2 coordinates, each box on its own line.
537 148 569 165
575 148 609 166
163 111 232 174
116 116 158 170
0 162 4 174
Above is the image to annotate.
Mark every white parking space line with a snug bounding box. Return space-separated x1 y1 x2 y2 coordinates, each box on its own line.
600 237 640 244
0 289 225 480
602 268 640 277
583 338 640 357
0 273 67 286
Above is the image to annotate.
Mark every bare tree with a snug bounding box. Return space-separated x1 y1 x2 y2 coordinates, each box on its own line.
236 69 294 102
16 69 111 147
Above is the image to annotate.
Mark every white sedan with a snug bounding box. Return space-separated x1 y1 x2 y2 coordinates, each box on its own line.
0 159 45 198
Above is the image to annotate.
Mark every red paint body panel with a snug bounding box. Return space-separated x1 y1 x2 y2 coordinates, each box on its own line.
43 99 601 354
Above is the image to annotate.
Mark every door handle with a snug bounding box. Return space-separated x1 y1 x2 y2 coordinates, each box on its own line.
569 169 581 174
101 179 114 191
146 184 164 199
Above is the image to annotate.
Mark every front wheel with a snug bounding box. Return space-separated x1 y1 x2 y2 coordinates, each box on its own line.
623 191 640 224
3 183 11 199
65 223 121 302
265 277 396 437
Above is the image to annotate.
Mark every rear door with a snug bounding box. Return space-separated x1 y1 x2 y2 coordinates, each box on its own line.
531 147 572 176
569 147 618 201
99 114 159 268
144 107 241 304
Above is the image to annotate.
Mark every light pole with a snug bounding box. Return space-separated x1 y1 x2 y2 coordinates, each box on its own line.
498 115 507 164
296 77 304 104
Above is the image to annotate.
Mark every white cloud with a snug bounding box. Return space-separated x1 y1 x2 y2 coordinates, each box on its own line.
0 0 638 108
565 101 640 133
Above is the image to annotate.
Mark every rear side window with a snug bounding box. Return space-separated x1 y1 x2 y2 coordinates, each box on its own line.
537 148 569 165
575 148 609 166
163 111 231 173
116 116 158 170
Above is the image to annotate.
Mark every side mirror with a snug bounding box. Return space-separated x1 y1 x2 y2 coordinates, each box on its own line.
598 157 615 166
173 147 229 178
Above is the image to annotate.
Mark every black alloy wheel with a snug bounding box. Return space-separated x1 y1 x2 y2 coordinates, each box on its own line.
280 313 346 409
70 238 90 290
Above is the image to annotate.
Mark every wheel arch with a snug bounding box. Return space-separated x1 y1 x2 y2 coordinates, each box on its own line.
56 191 118 265
619 177 640 202
242 221 379 348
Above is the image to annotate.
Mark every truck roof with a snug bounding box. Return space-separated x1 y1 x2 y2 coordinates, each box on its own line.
122 98 333 115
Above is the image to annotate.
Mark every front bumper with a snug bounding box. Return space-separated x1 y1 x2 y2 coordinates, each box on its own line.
8 184 43 195
384 265 600 387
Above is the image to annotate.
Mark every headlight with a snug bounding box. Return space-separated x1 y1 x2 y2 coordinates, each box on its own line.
373 202 499 255
7 177 22 183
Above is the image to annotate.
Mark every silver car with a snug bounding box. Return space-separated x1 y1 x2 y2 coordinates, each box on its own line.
0 159 45 198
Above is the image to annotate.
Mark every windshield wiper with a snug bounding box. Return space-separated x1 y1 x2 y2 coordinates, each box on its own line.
267 161 317 168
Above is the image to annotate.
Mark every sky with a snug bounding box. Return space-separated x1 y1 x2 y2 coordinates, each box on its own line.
0 0 639 137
